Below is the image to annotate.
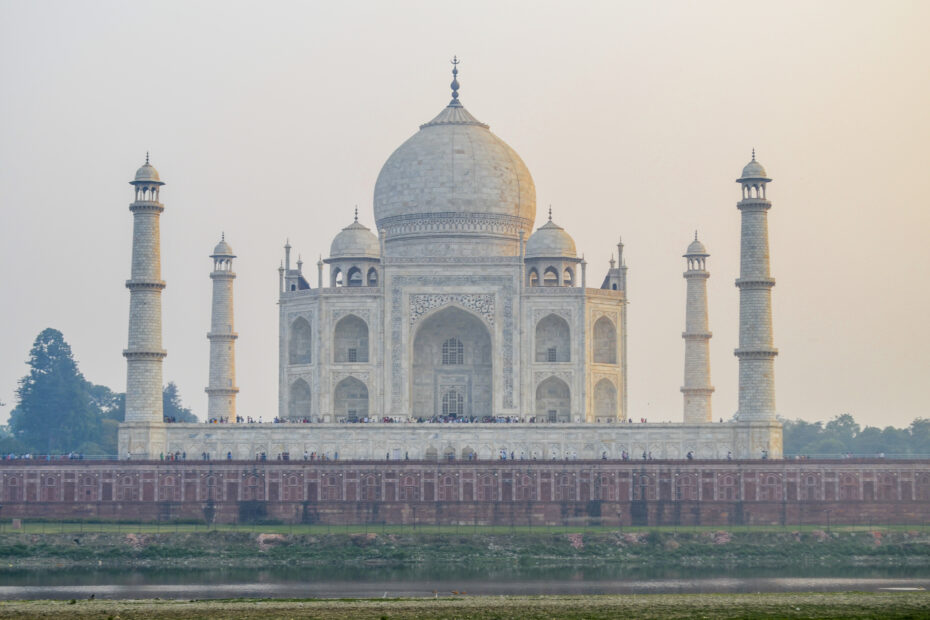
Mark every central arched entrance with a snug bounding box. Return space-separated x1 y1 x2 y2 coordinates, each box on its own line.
411 306 492 419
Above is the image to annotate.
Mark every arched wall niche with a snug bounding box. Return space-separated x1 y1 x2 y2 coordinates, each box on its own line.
593 316 617 364
334 315 369 363
289 379 311 420
411 306 492 418
535 314 570 362
535 376 570 422
593 378 617 420
289 317 312 364
334 376 368 421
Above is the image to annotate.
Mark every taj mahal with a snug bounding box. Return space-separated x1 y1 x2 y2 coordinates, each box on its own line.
118 61 782 461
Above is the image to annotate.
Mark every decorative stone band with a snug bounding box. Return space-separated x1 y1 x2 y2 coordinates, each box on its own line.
384 256 522 265
378 212 530 240
734 347 779 358
125 280 166 290
210 272 236 279
681 387 715 394
682 332 712 339
128 202 165 213
206 332 238 340
122 349 167 360
409 293 495 326
205 387 239 395
734 278 776 288
684 271 710 278
582 289 626 299
735 199 771 211
524 288 585 296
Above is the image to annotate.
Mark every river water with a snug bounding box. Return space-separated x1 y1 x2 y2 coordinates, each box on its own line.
0 566 927 600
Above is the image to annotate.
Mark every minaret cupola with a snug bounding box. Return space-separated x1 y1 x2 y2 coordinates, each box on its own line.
130 152 164 202
736 149 771 200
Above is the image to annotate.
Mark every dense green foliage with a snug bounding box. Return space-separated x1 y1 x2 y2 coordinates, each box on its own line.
162 382 197 423
1 530 928 570
783 413 930 457
5 328 196 456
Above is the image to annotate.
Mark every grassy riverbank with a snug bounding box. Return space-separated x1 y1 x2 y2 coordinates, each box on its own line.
1 593 929 619
1 528 929 571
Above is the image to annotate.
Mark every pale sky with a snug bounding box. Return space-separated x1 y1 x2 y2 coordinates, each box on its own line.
1 0 928 430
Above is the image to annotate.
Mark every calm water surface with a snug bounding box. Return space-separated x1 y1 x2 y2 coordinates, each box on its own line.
0 566 927 600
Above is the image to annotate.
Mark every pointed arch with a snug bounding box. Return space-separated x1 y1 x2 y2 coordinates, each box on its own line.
334 314 368 363
289 317 312 364
535 376 570 422
367 267 378 287
543 266 559 286
563 267 574 287
593 378 617 420
334 376 368 421
528 268 539 287
411 306 492 418
593 316 617 364
289 378 311 420
535 313 570 362
346 266 363 287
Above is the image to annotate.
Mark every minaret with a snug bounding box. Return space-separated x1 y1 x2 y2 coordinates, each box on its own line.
206 235 239 422
735 151 777 421
681 232 714 423
123 154 166 427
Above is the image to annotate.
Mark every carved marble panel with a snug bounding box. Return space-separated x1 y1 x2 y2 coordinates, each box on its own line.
410 294 494 326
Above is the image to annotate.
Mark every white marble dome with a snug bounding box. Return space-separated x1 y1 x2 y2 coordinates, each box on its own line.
739 155 769 181
373 100 536 254
685 236 708 256
212 237 234 256
133 162 162 184
330 219 380 259
525 219 577 258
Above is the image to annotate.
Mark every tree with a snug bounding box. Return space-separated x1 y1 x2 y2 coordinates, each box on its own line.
824 413 860 447
910 419 930 455
782 419 824 454
163 382 197 423
9 328 99 453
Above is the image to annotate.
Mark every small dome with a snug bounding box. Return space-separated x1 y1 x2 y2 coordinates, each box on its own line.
525 219 577 259
737 151 770 181
212 237 234 256
685 235 708 256
133 161 163 184
330 219 380 259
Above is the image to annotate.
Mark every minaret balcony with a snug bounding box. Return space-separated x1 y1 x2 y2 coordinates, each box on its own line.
734 277 775 288
207 331 239 340
682 331 712 339
736 199 771 211
123 349 167 360
129 201 165 213
125 280 166 290
734 347 778 358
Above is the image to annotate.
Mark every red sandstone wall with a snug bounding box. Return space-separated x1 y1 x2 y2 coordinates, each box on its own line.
1 460 928 526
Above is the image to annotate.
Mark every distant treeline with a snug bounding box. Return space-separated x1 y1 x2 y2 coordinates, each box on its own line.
782 415 930 457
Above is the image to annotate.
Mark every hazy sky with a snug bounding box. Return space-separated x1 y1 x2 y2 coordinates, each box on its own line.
1 0 928 430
